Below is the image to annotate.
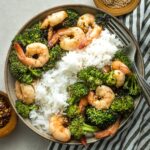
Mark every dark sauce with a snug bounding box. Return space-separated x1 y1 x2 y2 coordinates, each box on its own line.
0 98 11 128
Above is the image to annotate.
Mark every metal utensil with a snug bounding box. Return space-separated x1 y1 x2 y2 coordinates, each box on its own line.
106 20 150 106
123 44 150 107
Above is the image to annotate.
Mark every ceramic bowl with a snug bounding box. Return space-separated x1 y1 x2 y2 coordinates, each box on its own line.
5 5 144 144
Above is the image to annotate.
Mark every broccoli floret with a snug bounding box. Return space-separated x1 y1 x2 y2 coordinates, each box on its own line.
69 116 98 139
49 44 64 61
62 9 79 27
9 50 43 84
86 107 119 129
123 74 141 96
9 50 33 84
103 71 117 86
77 66 103 90
14 23 47 47
67 82 89 104
9 50 28 75
65 105 80 119
95 13 110 27
67 97 76 105
15 100 38 118
20 74 33 84
29 68 43 78
114 50 132 69
42 60 56 71
111 96 134 115
42 44 65 71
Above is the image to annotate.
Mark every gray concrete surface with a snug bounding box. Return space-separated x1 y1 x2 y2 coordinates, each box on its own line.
0 0 95 150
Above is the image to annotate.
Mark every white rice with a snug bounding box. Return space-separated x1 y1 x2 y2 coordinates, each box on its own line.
29 29 122 132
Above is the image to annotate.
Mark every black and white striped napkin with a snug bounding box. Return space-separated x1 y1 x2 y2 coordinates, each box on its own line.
48 0 150 149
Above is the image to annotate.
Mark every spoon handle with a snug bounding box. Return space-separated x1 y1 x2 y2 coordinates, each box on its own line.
132 63 150 107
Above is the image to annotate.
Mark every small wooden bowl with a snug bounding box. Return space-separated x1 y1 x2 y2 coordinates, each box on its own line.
0 91 17 138
94 0 140 16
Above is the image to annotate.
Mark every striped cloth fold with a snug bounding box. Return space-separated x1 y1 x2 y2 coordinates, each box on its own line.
48 0 150 149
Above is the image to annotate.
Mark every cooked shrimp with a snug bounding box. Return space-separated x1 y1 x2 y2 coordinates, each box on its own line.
95 119 120 139
49 27 85 51
79 97 88 113
14 42 49 68
41 11 68 29
15 81 35 104
113 70 125 88
77 14 102 48
47 27 53 41
102 65 111 73
112 60 131 75
87 85 115 109
49 115 71 142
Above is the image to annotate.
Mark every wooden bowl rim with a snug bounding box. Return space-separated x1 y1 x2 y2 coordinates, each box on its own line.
0 91 10 104
0 91 17 137
94 0 140 16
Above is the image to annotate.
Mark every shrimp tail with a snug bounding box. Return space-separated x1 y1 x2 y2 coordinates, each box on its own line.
48 41 54 47
78 31 93 49
48 27 54 41
80 136 87 145
48 33 59 47
78 39 88 49
14 42 26 60
95 119 120 139
79 97 88 113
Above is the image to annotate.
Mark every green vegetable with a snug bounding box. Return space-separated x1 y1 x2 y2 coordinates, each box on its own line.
115 88 129 97
9 45 64 83
9 50 33 84
9 50 43 84
67 82 89 104
42 44 65 71
14 23 47 47
62 9 79 27
29 68 43 78
15 100 38 118
111 96 134 115
50 44 64 61
77 66 103 90
65 104 80 119
67 97 76 105
114 50 132 69
123 74 141 96
86 107 119 129
69 116 98 139
95 13 110 27
19 74 33 84
9 23 54 83
41 61 56 72
103 71 117 86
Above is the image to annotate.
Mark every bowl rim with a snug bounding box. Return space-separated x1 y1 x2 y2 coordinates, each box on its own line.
93 0 140 16
4 4 144 145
